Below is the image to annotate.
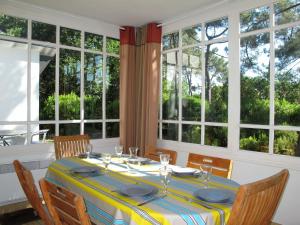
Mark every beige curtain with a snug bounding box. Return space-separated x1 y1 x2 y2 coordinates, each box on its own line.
120 24 162 155
119 27 136 153
135 24 162 156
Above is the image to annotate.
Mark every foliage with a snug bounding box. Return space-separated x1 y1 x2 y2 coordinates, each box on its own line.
60 27 81 47
107 38 120 54
240 131 269 153
164 1 300 156
0 14 27 37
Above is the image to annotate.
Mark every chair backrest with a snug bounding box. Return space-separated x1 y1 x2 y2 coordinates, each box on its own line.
227 169 289 225
39 178 91 225
187 153 232 178
13 160 53 225
145 146 177 165
54 134 90 159
31 129 49 144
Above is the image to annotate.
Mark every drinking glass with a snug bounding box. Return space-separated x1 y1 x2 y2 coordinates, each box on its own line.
115 145 123 157
199 164 212 188
160 154 170 168
102 153 111 174
85 143 93 158
124 158 134 173
129 147 139 158
159 167 170 195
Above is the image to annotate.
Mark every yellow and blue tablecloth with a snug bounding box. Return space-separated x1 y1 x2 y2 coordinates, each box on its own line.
46 157 239 225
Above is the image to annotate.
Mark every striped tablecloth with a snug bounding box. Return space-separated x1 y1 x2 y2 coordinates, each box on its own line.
46 157 239 225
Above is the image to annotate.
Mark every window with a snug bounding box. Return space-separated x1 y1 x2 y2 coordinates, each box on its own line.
32 21 56 43
0 14 120 146
160 17 229 147
0 14 27 38
240 2 300 157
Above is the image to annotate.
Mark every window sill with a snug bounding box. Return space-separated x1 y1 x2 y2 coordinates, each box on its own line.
158 139 300 171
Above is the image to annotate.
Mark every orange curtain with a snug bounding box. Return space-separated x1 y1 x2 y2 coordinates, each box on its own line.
119 24 162 155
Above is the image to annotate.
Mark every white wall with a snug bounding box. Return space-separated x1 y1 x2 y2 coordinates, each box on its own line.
0 45 28 122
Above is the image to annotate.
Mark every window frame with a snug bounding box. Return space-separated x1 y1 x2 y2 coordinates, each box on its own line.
239 3 300 156
160 1 300 159
160 17 229 146
0 14 120 144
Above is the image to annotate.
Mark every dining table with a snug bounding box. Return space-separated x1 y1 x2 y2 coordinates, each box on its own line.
45 155 239 225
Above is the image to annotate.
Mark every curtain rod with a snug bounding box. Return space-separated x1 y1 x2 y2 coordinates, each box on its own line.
120 23 162 30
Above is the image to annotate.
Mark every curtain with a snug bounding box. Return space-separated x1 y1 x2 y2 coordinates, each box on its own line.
119 27 136 153
135 23 162 156
119 23 162 156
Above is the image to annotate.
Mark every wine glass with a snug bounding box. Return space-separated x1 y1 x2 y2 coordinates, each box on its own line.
115 145 123 157
160 154 170 169
85 143 93 158
102 153 111 174
124 158 134 173
159 167 170 195
129 147 139 158
199 164 212 188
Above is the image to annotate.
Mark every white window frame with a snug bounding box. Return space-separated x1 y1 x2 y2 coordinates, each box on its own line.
160 16 229 147
0 13 120 144
239 2 300 155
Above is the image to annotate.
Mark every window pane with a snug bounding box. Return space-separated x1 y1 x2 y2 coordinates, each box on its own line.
182 47 201 121
30 45 56 121
240 6 270 33
163 32 179 50
106 37 120 54
59 124 80 136
31 124 55 143
85 123 102 139
85 32 103 51
275 0 300 25
84 53 103 119
0 14 27 38
205 126 227 147
0 40 27 121
182 124 201 144
59 49 81 120
32 21 56 43
60 27 81 47
240 33 270 124
162 123 178 141
39 124 55 142
182 25 201 46
205 17 228 41
240 128 269 152
274 130 300 156
162 51 179 120
0 125 27 146
205 42 228 122
275 26 300 126
106 122 119 138
106 56 120 119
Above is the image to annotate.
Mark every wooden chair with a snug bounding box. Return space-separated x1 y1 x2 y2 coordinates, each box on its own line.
186 153 232 178
13 160 53 225
227 169 289 225
145 146 177 165
39 178 91 225
54 134 90 159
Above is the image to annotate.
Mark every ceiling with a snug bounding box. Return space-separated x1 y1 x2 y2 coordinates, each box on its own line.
15 0 228 26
